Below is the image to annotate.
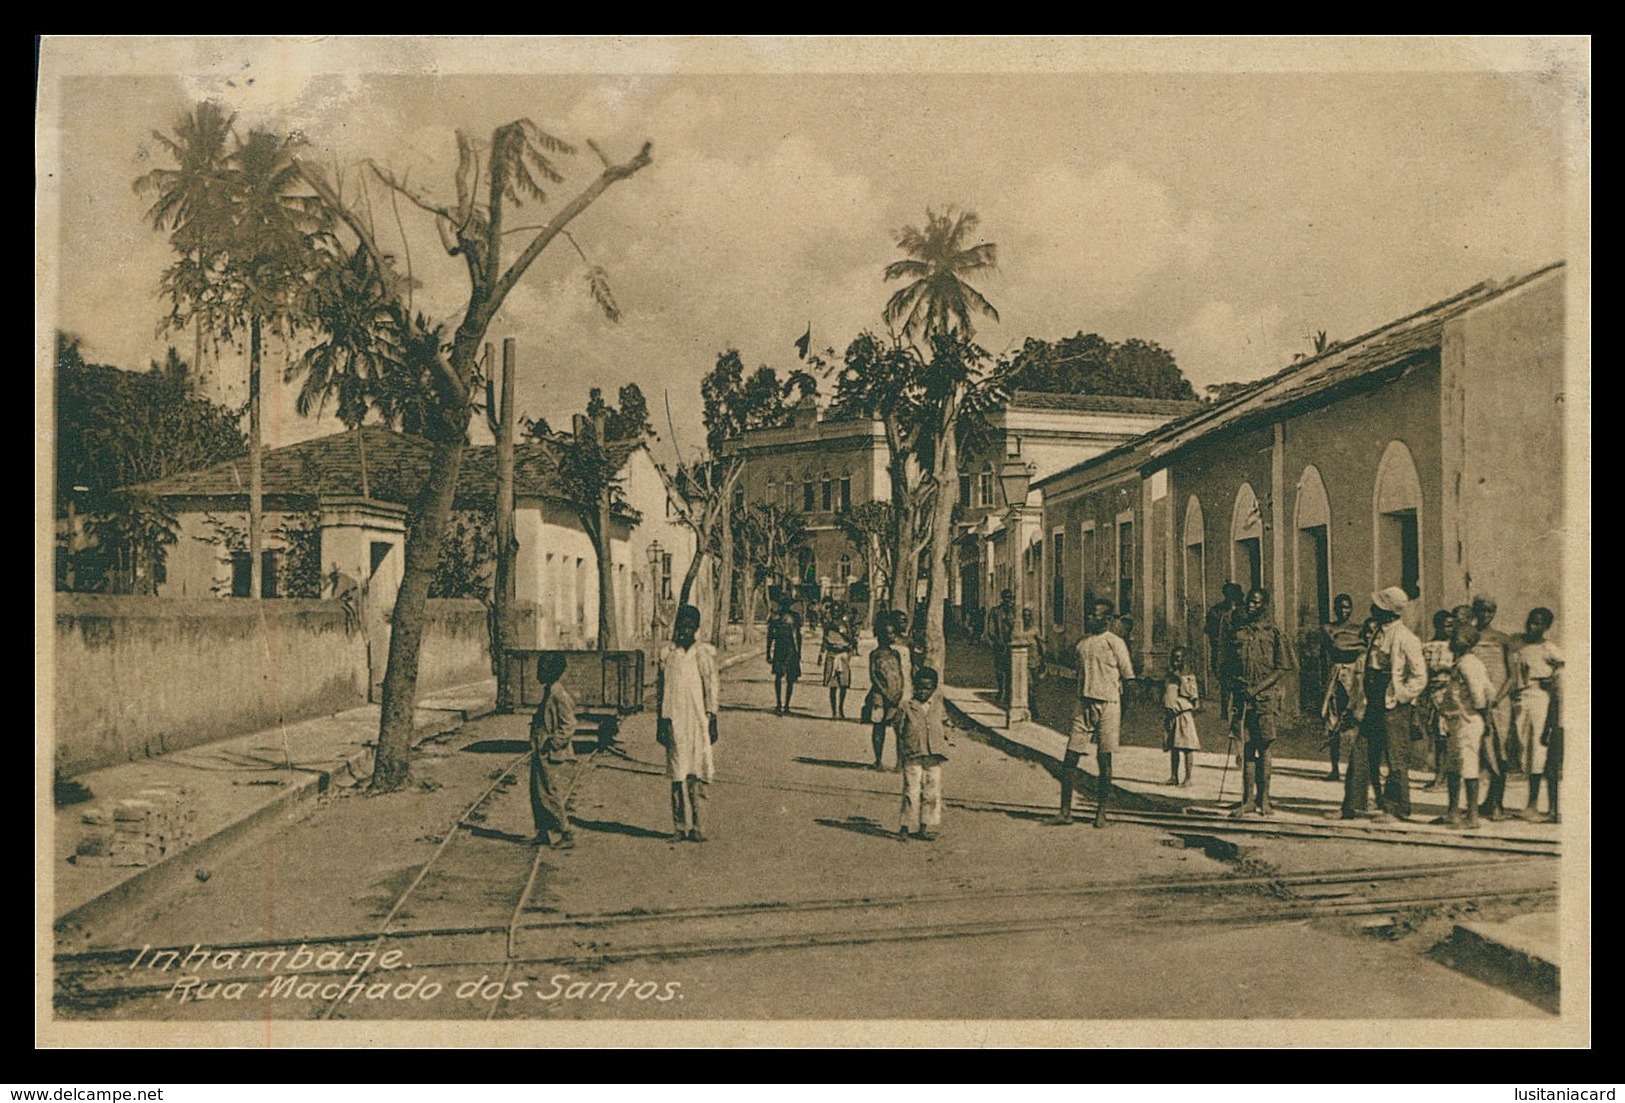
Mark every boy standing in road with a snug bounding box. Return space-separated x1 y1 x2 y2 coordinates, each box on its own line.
897 666 950 842
529 652 578 850
1046 600 1135 829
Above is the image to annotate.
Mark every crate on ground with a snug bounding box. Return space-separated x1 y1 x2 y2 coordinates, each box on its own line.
503 650 647 716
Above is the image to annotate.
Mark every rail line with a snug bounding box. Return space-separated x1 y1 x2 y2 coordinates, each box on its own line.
592 756 1560 857
310 745 536 1021
55 853 1555 1011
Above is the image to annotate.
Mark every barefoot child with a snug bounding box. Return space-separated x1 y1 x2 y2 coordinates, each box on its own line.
1507 607 1563 821
1163 645 1202 787
529 652 578 850
1434 621 1492 830
897 666 949 841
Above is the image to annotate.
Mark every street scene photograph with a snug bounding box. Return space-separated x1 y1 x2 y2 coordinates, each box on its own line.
37 36 1589 1047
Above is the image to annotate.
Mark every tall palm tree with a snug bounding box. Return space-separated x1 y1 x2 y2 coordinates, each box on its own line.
882 208 1000 349
221 127 326 599
881 208 1002 673
136 101 236 390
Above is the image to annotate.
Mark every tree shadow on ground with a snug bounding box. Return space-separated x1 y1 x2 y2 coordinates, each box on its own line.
570 817 674 841
461 739 531 754
815 815 899 840
464 824 531 843
795 756 878 771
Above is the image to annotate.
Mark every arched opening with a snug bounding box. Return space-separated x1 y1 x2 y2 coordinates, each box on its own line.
1294 465 1333 711
1183 494 1207 656
1294 465 1333 628
1373 440 1423 602
1230 482 1263 593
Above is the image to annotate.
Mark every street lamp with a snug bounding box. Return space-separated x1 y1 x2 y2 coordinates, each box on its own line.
999 457 1035 727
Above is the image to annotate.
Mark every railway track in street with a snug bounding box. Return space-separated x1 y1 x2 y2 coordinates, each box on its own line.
55 850 1555 1014
51 721 1560 1019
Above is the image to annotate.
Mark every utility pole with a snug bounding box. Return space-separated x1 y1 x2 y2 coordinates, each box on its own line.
486 339 519 710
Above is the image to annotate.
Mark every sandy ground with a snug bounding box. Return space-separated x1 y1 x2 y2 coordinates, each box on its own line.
57 645 1555 1024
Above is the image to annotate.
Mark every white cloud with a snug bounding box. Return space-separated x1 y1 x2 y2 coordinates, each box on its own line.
993 160 1217 327
1172 300 1296 392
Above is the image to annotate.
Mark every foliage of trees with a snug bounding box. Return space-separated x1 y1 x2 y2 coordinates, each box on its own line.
530 384 653 649
142 100 655 790
1003 332 1196 400
428 511 496 601
138 104 329 602
825 207 1007 671
55 336 246 594
658 351 817 646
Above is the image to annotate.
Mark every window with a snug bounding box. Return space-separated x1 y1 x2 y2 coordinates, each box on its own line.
839 477 851 513
766 478 776 507
1051 529 1066 624
734 486 746 515
660 553 673 600
821 475 833 511
1374 440 1423 601
838 553 852 581
803 479 816 512
959 474 972 508
978 468 994 507
1117 518 1134 619
1231 482 1264 593
229 549 282 598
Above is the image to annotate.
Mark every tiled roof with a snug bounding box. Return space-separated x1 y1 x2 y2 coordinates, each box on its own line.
128 427 644 517
1035 262 1565 490
1006 391 1201 417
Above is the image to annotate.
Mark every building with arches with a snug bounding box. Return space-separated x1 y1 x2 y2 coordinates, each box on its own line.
1034 263 1568 709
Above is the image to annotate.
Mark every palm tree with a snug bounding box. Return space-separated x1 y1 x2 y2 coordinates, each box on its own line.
224 128 326 599
136 101 236 391
138 109 324 600
882 208 1000 349
880 208 1002 673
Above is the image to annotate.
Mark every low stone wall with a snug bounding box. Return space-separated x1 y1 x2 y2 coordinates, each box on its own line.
52 595 490 776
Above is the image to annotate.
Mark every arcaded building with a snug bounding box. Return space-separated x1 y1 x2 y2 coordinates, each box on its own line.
1034 263 1567 706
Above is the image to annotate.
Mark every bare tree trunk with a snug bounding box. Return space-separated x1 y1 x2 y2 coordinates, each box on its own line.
494 340 517 704
373 436 467 791
924 401 960 674
596 494 619 650
248 316 263 601
713 488 733 649
866 531 879 633
890 454 915 620
679 541 706 608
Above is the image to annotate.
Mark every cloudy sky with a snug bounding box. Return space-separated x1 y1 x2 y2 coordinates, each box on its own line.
39 37 1586 464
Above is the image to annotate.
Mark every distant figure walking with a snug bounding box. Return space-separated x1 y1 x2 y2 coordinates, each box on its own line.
820 608 857 720
658 605 719 843
866 612 908 771
766 598 804 716
986 589 1017 708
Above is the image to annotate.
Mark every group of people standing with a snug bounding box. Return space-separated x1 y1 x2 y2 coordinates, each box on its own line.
523 582 1563 853
1315 591 1564 828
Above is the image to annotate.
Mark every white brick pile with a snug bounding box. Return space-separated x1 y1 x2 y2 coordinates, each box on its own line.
73 788 196 867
